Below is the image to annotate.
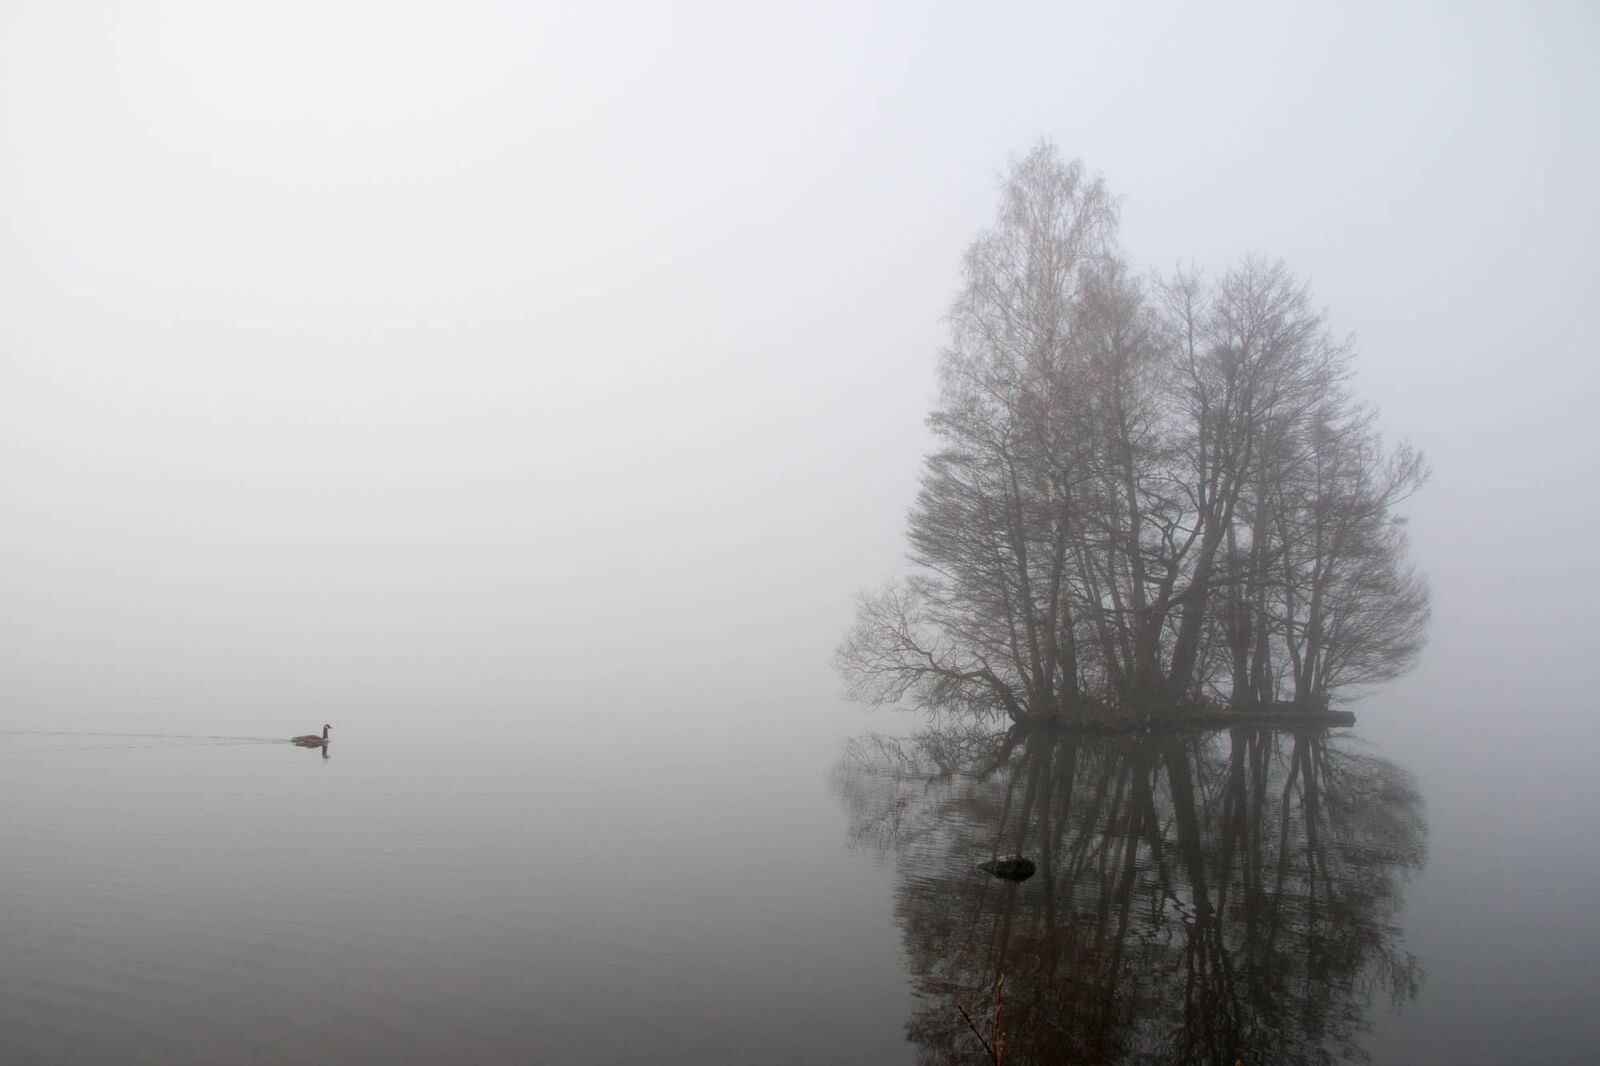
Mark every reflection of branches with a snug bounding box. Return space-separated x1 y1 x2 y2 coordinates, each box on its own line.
834 725 1427 1064
956 975 1004 1065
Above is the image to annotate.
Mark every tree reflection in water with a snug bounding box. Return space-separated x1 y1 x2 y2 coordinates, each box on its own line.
835 726 1426 1064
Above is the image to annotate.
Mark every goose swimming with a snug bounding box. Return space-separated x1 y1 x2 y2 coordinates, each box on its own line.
292 724 331 747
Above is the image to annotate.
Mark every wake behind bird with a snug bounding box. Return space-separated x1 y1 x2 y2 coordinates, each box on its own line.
0 731 312 755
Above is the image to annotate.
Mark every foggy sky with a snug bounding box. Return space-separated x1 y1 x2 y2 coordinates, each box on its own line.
2 2 1595 735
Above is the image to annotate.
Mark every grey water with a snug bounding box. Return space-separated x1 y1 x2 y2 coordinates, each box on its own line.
4 682 1598 1064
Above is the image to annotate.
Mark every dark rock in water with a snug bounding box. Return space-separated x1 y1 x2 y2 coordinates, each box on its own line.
979 854 1036 881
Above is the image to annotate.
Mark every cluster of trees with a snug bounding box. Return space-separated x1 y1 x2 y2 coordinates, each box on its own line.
834 725 1426 1063
839 144 1429 722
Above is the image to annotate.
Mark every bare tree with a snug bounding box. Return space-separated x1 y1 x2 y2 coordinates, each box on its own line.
839 146 1429 723
1157 258 1352 704
1269 403 1431 705
840 143 1118 722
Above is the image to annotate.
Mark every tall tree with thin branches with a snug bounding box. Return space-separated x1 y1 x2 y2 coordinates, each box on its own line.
838 144 1428 723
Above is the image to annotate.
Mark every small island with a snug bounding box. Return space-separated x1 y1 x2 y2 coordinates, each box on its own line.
838 145 1429 730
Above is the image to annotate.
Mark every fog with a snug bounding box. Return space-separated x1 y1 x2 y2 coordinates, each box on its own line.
2 2 1595 743
5 6 1600 1062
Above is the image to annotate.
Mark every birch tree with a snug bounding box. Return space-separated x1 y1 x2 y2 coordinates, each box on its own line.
839 145 1429 722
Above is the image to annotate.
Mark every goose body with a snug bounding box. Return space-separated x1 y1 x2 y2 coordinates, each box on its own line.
292 724 332 747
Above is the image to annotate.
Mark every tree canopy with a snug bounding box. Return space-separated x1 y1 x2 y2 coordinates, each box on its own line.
839 144 1429 723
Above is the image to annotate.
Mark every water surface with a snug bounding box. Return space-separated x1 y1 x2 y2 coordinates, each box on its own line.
0 711 907 1064
3 695 1598 1063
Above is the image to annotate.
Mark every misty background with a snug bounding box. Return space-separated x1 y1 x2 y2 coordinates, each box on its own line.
4 5 1600 1062
2 2 1595 750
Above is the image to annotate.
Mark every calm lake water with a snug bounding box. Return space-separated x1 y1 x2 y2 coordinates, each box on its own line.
3 691 1597 1064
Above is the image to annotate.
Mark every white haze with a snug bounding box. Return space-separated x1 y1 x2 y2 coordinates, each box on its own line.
1 2 1595 740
